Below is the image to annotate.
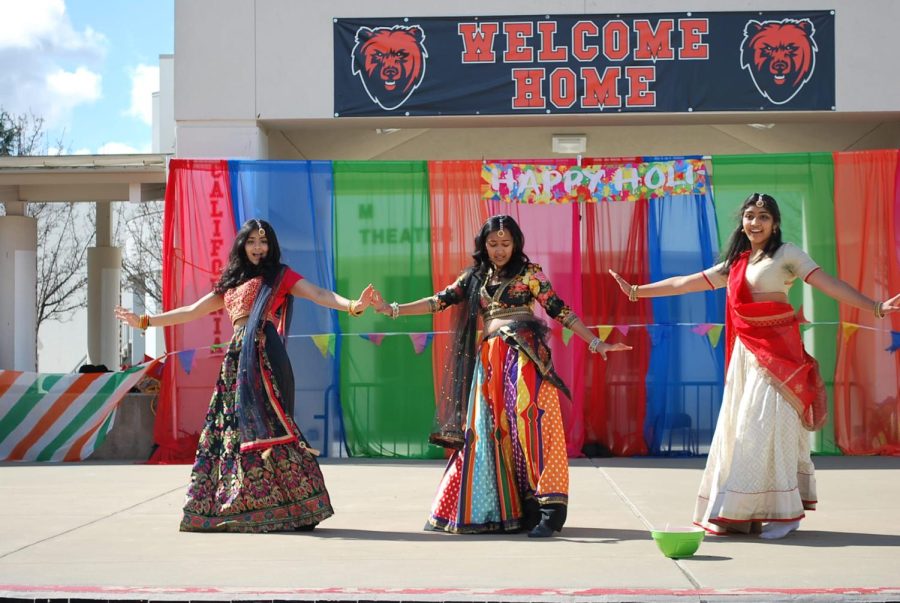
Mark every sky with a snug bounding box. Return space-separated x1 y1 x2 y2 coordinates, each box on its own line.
0 0 174 154
0 0 173 371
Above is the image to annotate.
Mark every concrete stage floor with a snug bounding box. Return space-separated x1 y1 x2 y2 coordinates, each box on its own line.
1 456 899 602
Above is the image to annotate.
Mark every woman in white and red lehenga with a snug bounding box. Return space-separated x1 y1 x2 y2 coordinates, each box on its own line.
611 193 899 539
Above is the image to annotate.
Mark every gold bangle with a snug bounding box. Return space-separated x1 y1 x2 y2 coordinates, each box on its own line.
138 314 150 330
629 284 639 302
348 299 363 317
874 300 885 319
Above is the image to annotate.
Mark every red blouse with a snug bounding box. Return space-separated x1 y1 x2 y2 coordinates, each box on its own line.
223 268 303 325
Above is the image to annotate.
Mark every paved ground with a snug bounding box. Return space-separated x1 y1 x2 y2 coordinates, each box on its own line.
1 456 899 602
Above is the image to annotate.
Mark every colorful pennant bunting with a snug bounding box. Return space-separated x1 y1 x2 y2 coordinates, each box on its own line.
707 325 724 348
177 349 195 374
410 333 434 354
360 333 386 346
691 323 713 336
312 334 336 358
841 323 860 343
562 328 574 345
887 331 900 354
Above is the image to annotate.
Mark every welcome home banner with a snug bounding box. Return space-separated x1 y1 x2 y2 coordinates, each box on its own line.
334 10 835 116
482 158 708 203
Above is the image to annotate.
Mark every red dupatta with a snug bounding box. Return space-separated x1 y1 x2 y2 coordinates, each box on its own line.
725 251 828 431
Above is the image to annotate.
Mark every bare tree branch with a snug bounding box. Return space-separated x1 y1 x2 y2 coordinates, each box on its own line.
29 202 91 327
116 201 164 306
1 108 94 363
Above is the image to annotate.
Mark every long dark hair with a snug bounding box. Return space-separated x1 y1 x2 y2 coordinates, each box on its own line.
718 192 784 274
214 219 284 294
471 214 530 278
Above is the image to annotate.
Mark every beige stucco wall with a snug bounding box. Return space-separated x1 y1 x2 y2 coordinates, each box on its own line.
174 0 900 159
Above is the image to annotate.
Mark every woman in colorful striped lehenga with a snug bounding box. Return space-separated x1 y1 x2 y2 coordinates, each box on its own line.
611 193 899 539
115 219 376 532
373 215 631 537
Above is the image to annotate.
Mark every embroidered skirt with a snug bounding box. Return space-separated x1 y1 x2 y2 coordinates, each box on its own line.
693 338 817 534
180 325 334 532
428 331 569 533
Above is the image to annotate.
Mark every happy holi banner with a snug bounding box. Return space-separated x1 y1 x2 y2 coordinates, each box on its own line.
334 11 835 116
481 158 708 203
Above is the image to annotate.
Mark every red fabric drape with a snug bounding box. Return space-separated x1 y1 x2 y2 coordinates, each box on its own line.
581 195 651 456
150 160 236 463
427 161 491 455
833 150 900 455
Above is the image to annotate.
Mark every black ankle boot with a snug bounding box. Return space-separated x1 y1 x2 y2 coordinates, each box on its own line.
295 522 317 532
527 518 557 538
527 502 565 538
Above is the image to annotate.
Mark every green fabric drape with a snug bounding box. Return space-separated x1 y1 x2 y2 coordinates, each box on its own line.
333 161 441 458
710 153 841 454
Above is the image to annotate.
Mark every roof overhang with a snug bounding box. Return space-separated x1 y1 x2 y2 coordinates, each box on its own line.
0 154 169 204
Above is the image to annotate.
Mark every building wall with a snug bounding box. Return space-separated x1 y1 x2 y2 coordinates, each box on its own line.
174 0 900 158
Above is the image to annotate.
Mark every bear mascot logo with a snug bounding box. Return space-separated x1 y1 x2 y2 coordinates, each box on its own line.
351 25 428 111
740 18 818 105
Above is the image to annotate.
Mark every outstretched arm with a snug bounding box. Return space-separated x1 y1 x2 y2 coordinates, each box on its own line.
806 270 900 317
564 313 633 360
115 291 225 329
370 290 435 317
608 269 712 300
291 280 376 315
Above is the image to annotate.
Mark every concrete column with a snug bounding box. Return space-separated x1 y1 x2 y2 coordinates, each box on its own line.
86 203 122 370
128 291 146 366
0 215 38 370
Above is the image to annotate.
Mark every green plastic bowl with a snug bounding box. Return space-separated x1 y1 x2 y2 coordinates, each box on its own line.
651 527 705 559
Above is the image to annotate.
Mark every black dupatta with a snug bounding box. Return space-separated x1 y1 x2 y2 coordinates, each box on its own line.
430 267 484 449
236 266 297 453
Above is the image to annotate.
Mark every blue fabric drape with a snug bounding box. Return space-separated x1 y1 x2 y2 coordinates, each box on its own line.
645 175 725 456
228 160 344 457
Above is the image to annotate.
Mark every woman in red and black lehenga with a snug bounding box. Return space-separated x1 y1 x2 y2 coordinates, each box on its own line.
612 193 900 540
373 215 631 537
115 218 376 533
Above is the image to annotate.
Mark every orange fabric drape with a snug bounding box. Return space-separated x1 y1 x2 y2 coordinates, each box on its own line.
833 150 900 455
427 161 491 454
581 198 651 456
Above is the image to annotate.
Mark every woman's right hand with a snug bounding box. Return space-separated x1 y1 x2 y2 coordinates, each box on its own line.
114 305 140 328
608 269 633 297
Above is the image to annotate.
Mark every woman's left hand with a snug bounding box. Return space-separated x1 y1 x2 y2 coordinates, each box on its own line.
608 269 633 298
880 293 900 316
592 341 633 361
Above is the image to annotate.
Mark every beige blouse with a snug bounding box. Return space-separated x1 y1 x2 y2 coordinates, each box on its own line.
702 243 820 294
